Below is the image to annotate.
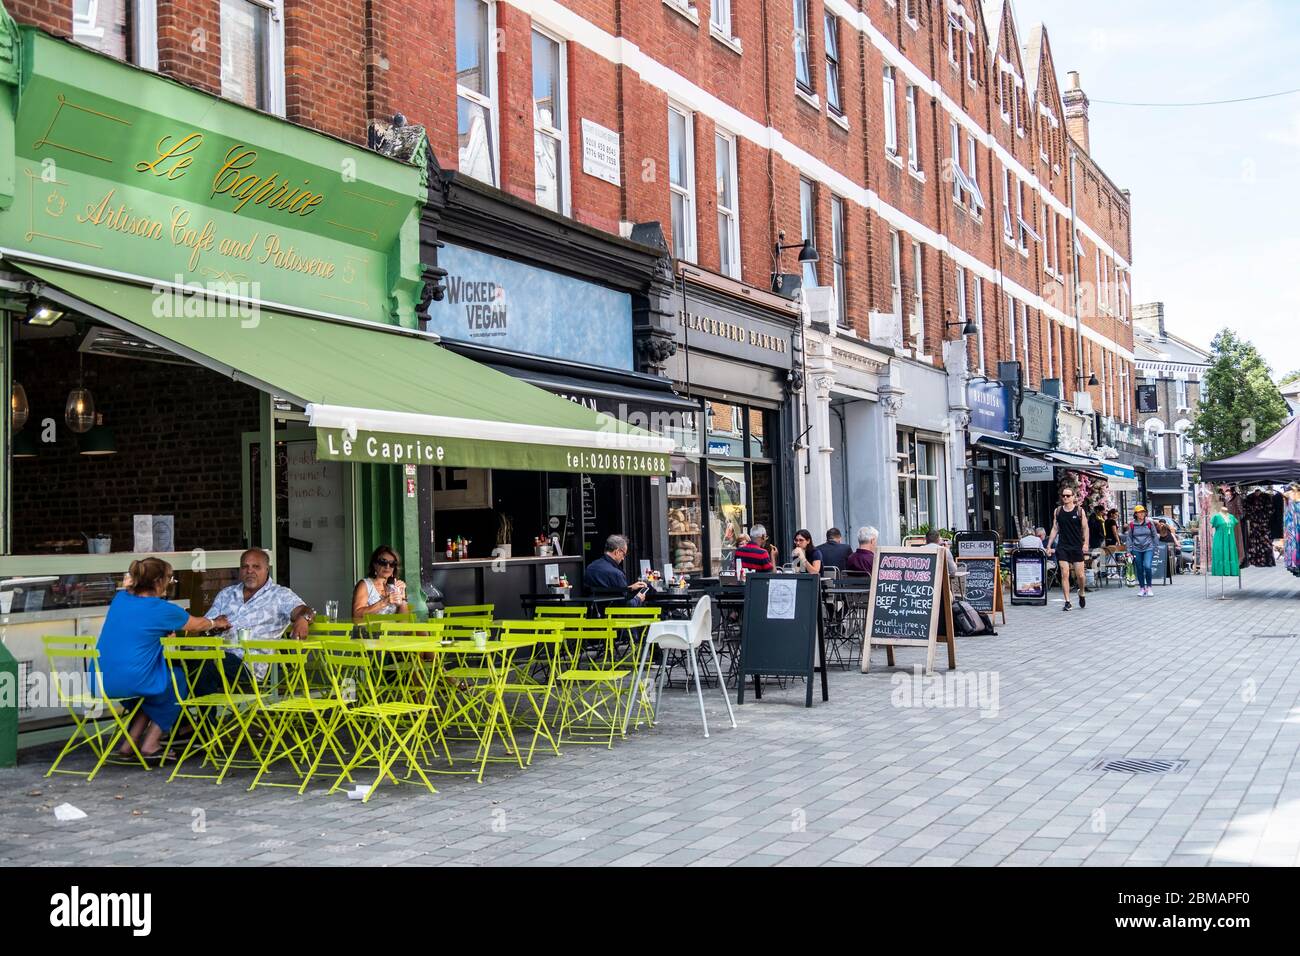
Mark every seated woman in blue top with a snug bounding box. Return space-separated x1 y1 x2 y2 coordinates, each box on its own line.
97 557 216 758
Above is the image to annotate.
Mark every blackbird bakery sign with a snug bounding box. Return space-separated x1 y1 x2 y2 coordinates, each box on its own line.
679 311 788 355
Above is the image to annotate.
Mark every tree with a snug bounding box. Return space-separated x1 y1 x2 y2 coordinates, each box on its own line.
1280 369 1300 387
1188 329 1289 466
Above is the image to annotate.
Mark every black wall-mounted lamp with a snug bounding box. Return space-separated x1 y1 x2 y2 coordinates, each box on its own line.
944 308 977 338
773 231 819 272
1077 371 1100 387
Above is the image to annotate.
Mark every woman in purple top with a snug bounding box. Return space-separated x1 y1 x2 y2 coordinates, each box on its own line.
96 557 215 758
846 526 878 574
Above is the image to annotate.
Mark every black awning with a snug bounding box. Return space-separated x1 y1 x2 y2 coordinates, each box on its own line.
487 365 699 411
972 434 1054 464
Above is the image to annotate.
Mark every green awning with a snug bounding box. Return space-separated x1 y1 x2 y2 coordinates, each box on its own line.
19 264 674 475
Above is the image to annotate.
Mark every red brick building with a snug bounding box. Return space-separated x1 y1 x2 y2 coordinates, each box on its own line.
20 0 1137 538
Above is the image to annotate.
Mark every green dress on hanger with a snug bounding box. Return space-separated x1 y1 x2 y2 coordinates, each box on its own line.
1211 512 1241 577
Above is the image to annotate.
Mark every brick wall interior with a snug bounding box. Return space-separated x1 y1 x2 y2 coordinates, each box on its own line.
11 332 259 554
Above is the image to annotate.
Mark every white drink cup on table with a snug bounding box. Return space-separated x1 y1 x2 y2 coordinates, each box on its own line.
325 600 339 623
472 629 488 650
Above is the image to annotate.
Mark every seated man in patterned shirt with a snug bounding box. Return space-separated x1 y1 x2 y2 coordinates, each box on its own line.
201 547 314 690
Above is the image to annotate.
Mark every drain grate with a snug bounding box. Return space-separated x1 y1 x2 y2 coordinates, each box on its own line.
1090 757 1188 775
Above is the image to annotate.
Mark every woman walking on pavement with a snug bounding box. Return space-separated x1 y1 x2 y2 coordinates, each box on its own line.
1127 504 1160 595
1047 485 1089 611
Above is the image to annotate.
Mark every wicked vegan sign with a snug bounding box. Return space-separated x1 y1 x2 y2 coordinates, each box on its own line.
425 243 635 370
2 29 425 325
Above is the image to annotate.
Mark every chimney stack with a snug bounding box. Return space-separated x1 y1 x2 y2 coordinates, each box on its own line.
1063 70 1090 153
1133 302 1165 339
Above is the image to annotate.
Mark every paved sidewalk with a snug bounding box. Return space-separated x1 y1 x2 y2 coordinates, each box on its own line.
3 565 1300 867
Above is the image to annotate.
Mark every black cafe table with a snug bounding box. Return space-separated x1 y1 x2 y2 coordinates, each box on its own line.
822 583 872 669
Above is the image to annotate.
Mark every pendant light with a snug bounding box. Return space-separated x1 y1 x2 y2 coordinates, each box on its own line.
11 380 28 431
80 413 117 457
65 353 95 434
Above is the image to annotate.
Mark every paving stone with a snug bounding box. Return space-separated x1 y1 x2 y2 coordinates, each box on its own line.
7 566 1300 866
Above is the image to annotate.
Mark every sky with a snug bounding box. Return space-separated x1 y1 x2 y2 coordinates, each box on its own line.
1011 0 1300 378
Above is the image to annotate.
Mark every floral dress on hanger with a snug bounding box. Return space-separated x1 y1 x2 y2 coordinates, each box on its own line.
1244 492 1276 567
1286 499 1300 576
1211 512 1241 578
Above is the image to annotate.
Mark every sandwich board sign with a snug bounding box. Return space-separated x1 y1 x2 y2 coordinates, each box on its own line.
861 546 956 676
737 573 828 707
1011 549 1048 606
956 555 1006 624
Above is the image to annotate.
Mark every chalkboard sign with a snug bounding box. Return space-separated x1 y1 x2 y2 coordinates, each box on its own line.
957 558 997 610
862 547 957 676
1151 542 1171 585
1011 549 1048 605
954 531 999 559
737 573 828 708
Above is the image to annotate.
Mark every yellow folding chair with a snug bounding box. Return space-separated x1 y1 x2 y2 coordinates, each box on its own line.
243 639 347 793
494 620 567 763
442 604 495 619
41 636 148 780
161 637 260 784
533 605 588 619
555 620 631 749
316 639 437 802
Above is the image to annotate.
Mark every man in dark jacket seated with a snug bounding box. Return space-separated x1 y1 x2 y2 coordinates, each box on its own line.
818 528 853 572
584 534 648 605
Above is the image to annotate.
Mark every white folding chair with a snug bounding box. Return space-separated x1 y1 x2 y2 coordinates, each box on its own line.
645 596 736 738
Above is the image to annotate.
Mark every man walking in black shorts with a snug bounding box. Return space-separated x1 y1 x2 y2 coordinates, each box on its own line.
1046 486 1089 610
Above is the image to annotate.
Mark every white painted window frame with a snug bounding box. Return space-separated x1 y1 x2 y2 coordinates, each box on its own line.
950 120 962 203
532 26 569 216
911 240 925 351
832 195 848 326
965 133 982 211
824 12 844 116
668 102 698 263
1006 290 1015 350
710 0 732 37
219 0 286 117
883 65 898 155
905 84 919 170
890 228 903 319
715 128 741 279
972 273 985 376
455 0 499 186
800 176 819 289
794 0 815 95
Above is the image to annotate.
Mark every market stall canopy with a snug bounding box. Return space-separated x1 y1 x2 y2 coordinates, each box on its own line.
18 264 674 475
1200 417 1300 485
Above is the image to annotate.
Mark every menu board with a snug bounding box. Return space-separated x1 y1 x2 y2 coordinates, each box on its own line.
957 558 997 612
862 547 957 676
869 550 941 641
1011 549 1047 606
1152 542 1170 584
953 531 999 559
737 573 828 708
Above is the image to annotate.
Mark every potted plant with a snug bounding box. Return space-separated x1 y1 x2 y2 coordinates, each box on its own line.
495 513 513 559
